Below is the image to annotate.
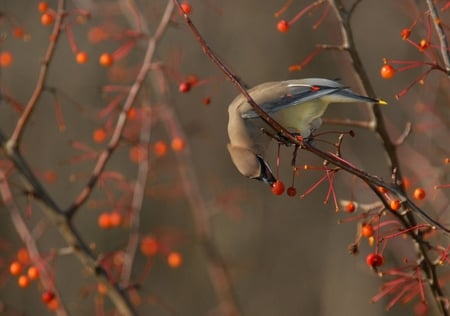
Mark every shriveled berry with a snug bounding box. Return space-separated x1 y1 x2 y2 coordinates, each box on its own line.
286 186 296 197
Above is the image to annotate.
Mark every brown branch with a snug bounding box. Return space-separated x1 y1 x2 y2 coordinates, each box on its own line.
426 0 450 76
120 104 152 285
8 0 66 148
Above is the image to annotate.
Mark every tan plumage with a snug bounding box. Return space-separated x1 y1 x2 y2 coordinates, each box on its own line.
227 78 386 184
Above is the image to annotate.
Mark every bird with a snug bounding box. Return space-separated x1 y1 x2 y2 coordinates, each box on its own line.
226 78 387 185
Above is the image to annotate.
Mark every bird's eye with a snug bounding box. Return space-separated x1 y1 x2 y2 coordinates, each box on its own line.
310 86 321 91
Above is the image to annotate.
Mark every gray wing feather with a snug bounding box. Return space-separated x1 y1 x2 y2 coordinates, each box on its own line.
241 85 342 119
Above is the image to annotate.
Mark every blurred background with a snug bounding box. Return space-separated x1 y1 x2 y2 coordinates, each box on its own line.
0 0 449 315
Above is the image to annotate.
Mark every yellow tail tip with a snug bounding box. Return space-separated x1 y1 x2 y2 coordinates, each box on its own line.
377 99 388 105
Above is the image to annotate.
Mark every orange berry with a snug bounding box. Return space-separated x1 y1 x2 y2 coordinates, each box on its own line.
92 128 106 143
402 177 411 190
75 51 88 64
109 211 122 227
47 298 59 310
186 74 198 85
167 251 183 268
127 108 137 119
154 141 168 157
88 26 108 44
180 2 192 14
98 213 112 229
16 248 30 264
271 180 285 195
99 53 114 67
390 199 401 211
41 13 54 26
129 145 146 163
366 253 384 268
413 188 426 200
9 261 23 276
27 266 40 280
361 224 374 238
380 64 395 79
0 51 13 67
400 29 411 40
171 137 185 152
13 27 25 38
41 291 55 304
38 1 49 13
179 82 191 93
277 20 289 32
344 201 356 213
97 283 108 295
18 275 30 288
286 186 296 197
43 170 57 183
140 236 159 256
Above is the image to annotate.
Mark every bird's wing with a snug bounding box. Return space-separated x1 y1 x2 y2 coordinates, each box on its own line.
241 83 343 119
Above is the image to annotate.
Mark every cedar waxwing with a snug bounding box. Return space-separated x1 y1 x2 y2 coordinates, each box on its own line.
227 78 387 184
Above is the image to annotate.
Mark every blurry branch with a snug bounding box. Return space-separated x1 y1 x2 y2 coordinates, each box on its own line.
8 0 66 147
154 69 241 315
65 0 174 217
0 130 137 316
120 104 152 285
426 0 450 76
328 0 402 180
0 0 179 314
0 170 68 316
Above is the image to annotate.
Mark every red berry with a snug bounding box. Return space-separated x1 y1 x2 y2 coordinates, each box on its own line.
380 64 395 79
271 180 285 195
179 82 191 93
41 291 55 304
286 186 296 197
180 2 192 14
344 201 356 213
277 20 289 33
366 253 384 268
400 29 411 40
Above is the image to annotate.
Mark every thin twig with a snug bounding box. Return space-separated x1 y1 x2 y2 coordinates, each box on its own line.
8 0 66 147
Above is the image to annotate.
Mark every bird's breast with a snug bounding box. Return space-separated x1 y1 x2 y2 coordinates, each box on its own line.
272 102 328 136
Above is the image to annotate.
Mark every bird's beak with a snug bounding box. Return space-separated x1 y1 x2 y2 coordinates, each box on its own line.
254 155 277 185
